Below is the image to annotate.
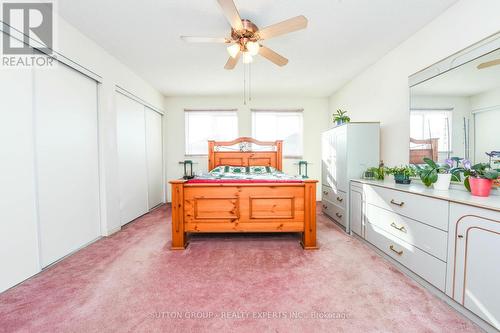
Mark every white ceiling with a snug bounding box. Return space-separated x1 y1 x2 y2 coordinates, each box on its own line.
412 49 500 97
57 0 458 97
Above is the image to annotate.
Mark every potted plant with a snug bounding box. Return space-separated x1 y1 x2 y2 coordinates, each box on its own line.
415 158 461 190
459 161 499 197
386 165 415 184
332 109 350 126
365 161 386 180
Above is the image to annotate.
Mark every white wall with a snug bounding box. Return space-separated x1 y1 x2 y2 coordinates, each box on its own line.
164 96 329 200
54 17 164 235
328 0 500 166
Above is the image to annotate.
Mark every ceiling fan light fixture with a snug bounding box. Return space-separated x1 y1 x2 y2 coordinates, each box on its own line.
227 43 240 58
246 41 260 56
242 52 253 64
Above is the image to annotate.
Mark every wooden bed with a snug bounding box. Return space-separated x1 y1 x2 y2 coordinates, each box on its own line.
410 137 439 164
169 137 318 250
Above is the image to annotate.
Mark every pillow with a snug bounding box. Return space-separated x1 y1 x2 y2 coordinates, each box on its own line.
209 165 277 175
248 166 276 174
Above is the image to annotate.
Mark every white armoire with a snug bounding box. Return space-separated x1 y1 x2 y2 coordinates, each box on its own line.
321 122 380 231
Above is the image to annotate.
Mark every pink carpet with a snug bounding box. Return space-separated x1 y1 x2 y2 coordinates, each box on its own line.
0 205 480 333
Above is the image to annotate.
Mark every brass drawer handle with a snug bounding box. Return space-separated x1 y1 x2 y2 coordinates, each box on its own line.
390 199 404 207
336 212 343 218
336 196 343 202
390 222 407 233
389 245 403 256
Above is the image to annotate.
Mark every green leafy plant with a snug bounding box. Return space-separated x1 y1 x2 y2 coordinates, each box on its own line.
385 165 416 178
457 161 500 192
366 167 385 180
414 158 462 187
333 109 350 124
385 165 416 184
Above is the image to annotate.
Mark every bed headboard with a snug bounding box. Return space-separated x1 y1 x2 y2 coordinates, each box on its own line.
208 137 283 171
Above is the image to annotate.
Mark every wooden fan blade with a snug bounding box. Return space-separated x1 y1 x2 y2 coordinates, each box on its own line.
477 59 500 69
258 15 308 40
259 46 288 67
224 52 240 70
180 36 230 43
217 0 243 31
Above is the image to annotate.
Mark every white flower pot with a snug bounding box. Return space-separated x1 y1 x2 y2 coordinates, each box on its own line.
433 173 452 190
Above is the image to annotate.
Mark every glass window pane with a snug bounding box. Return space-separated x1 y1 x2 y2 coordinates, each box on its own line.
185 111 238 155
252 111 303 157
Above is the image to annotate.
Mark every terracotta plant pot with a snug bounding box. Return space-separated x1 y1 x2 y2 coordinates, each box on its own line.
433 173 452 190
469 177 493 197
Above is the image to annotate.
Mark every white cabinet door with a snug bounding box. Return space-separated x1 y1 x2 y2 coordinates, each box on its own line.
35 64 100 267
447 203 500 330
335 127 347 192
116 93 149 225
0 67 40 291
330 129 339 190
349 187 363 237
321 130 333 188
145 108 164 209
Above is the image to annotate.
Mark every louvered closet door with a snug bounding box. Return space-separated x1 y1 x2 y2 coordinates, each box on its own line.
116 93 149 225
35 64 100 267
145 108 164 209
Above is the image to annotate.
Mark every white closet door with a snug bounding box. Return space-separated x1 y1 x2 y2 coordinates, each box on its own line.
474 110 500 163
116 93 149 225
35 64 100 267
0 67 40 291
145 108 164 209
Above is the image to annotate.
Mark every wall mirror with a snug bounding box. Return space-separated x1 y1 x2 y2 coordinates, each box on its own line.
409 34 500 169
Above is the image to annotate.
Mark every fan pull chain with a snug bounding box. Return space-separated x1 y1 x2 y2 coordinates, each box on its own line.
243 63 246 105
249 62 252 102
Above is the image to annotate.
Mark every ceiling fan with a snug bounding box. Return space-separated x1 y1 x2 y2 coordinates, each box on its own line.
477 58 500 69
180 0 308 70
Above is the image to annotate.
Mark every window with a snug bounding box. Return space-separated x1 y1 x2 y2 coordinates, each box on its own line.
185 110 238 155
410 109 452 152
252 110 303 157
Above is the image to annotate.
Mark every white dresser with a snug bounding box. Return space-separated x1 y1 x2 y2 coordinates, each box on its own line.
350 179 500 332
321 123 379 230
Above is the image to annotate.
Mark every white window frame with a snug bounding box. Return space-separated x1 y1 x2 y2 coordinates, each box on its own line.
184 109 238 156
410 108 453 153
251 109 304 158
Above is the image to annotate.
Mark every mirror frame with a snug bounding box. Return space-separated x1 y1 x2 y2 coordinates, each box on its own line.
408 31 500 168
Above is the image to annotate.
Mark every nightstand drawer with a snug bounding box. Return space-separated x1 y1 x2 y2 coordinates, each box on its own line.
364 185 448 230
366 222 446 291
366 203 447 261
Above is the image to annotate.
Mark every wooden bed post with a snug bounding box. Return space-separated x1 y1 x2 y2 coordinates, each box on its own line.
170 180 187 249
208 140 215 170
276 140 283 171
302 180 318 249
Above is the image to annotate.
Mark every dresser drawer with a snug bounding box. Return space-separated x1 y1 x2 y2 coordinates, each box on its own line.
322 200 346 227
364 185 448 230
366 222 446 291
321 185 346 208
366 204 447 261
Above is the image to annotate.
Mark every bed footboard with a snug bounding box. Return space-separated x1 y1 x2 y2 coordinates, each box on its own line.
169 180 318 250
